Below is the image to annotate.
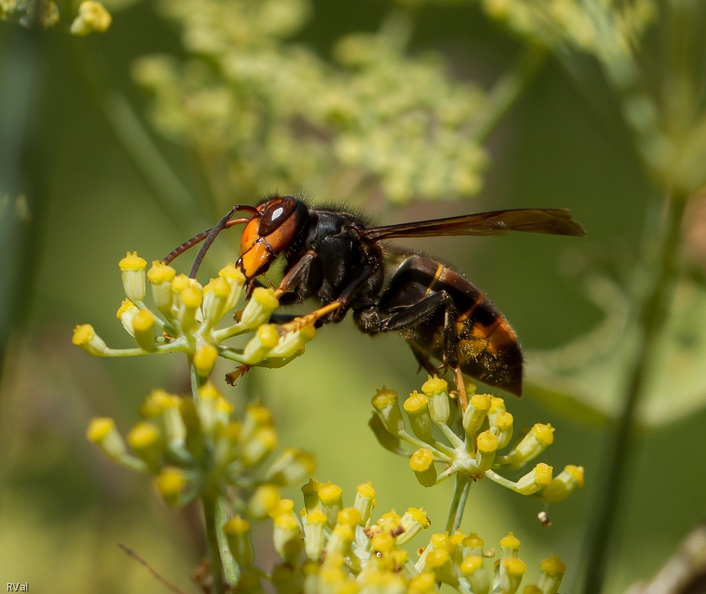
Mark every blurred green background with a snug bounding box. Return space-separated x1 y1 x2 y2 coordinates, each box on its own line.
2 1 706 592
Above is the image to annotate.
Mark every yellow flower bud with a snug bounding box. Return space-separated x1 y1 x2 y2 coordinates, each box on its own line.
475 430 498 472
422 375 450 424
536 465 585 503
223 515 253 567
127 421 162 469
410 448 437 488
496 423 555 469
239 287 279 329
273 511 303 561
396 507 431 545
155 468 188 506
119 251 146 302
303 508 328 560
248 484 281 519
404 391 433 441
132 309 156 351
73 324 110 356
372 386 404 435
462 392 491 436
86 417 125 461
325 523 354 557
335 507 361 528
193 343 218 377
354 482 376 524
515 463 553 495
241 324 280 364
71 0 112 36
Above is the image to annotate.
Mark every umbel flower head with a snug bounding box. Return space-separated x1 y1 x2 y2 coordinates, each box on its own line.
370 376 584 504
223 480 567 593
72 252 316 377
87 382 315 507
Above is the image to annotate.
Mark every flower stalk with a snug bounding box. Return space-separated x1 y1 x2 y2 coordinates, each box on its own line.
581 190 687 593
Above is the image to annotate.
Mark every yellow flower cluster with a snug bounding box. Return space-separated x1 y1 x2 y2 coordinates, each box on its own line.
76 251 580 592
87 382 315 506
223 480 566 593
72 252 316 377
371 377 584 503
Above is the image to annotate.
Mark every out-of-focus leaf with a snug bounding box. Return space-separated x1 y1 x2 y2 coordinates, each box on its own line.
527 275 706 428
523 379 611 426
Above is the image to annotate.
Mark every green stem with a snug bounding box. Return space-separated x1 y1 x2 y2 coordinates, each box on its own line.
202 494 227 594
397 429 452 459
446 473 472 534
189 361 200 399
581 190 687 593
215 497 241 586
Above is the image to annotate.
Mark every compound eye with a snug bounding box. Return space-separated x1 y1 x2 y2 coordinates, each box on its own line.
259 196 298 236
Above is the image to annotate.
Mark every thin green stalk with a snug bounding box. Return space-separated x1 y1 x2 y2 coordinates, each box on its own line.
215 496 241 587
446 472 472 534
202 494 227 594
191 366 236 590
190 362 200 399
581 190 687 593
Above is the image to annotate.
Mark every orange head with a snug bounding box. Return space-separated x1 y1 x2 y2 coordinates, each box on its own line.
237 196 309 280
